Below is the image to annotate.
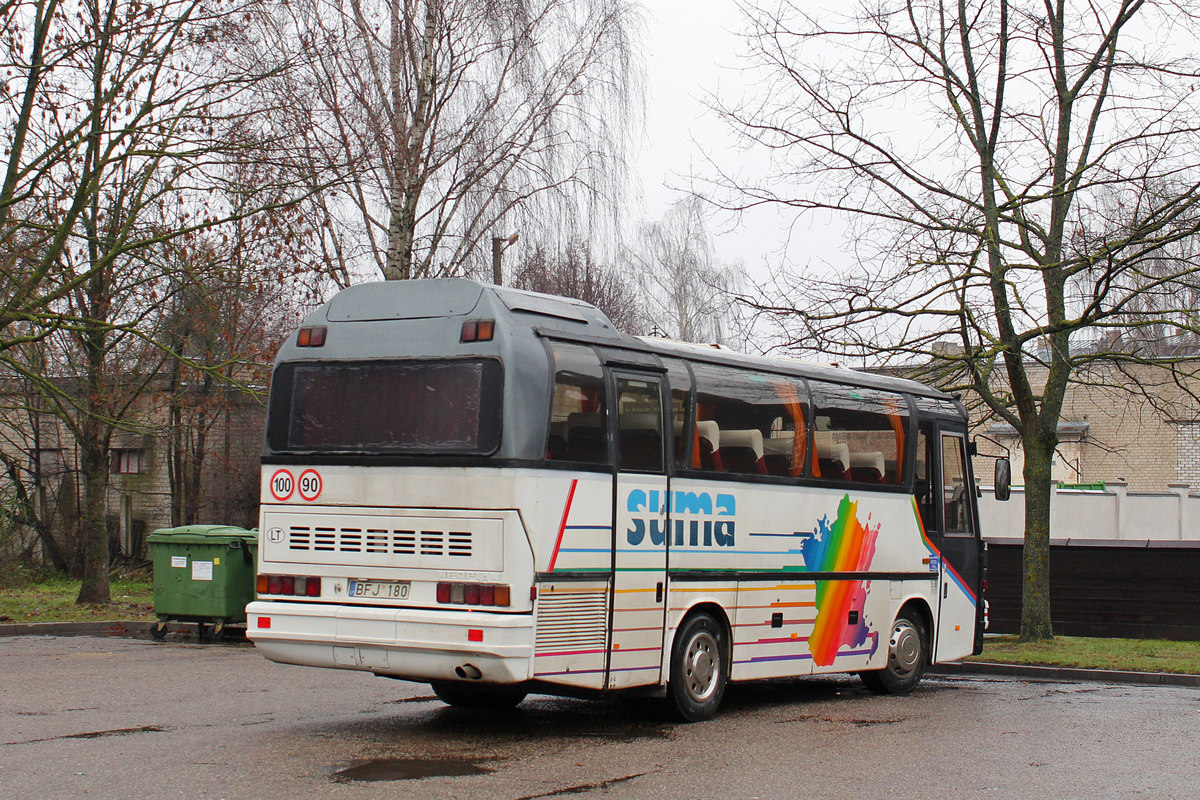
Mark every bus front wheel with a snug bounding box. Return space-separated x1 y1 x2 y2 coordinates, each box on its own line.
860 610 928 695
668 612 728 722
430 681 527 709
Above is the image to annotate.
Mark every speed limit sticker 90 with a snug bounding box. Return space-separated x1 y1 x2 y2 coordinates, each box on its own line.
298 469 323 501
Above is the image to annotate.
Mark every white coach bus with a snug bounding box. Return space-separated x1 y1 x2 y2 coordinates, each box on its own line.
247 279 1000 721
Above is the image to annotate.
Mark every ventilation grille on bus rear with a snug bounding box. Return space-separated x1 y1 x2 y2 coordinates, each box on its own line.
535 590 608 651
287 527 473 558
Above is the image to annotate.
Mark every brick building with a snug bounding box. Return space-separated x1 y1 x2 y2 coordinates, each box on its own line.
966 359 1200 491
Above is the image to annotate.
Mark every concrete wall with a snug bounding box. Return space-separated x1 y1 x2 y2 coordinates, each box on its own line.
978 481 1200 541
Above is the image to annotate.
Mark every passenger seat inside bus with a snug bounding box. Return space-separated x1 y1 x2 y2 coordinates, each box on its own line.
696 420 723 471
565 412 606 463
547 420 569 460
816 441 851 481
849 451 886 483
721 429 768 474
618 413 663 471
763 432 796 476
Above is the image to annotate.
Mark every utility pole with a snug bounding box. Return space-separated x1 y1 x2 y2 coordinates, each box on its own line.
491 233 519 285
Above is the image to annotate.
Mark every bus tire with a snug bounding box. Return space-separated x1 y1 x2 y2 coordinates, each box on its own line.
668 612 728 722
860 610 927 695
429 681 527 709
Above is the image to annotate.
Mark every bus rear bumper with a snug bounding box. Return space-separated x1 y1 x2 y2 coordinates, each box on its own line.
246 601 534 685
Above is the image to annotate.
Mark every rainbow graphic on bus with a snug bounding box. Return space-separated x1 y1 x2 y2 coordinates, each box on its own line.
802 495 880 666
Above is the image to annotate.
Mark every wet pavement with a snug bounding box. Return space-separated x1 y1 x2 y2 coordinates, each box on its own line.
1 635 1197 799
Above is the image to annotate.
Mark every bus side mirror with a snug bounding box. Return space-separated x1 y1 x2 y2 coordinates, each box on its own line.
994 457 1012 501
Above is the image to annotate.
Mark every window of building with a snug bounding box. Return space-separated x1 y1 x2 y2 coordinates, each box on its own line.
111 448 146 475
35 448 64 476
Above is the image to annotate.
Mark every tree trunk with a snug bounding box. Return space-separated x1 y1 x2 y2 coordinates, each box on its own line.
1019 437 1055 641
74 436 111 604
184 412 206 525
382 0 437 281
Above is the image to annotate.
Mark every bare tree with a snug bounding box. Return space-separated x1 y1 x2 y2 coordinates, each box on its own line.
627 196 747 346
0 0 310 602
157 220 303 530
718 0 1200 640
509 239 645 333
250 0 643 282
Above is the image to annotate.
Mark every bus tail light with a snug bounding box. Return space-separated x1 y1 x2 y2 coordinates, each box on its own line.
297 325 327 347
258 574 322 598
460 319 495 342
435 581 511 607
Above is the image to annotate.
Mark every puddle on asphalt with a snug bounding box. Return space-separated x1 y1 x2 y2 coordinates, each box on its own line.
332 757 494 782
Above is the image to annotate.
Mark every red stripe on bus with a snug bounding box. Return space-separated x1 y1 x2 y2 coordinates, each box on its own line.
546 479 578 573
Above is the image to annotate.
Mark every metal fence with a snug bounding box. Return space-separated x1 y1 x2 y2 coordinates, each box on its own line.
984 538 1200 640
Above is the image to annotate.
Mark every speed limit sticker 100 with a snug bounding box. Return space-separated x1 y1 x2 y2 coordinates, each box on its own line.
269 468 323 502
269 469 294 501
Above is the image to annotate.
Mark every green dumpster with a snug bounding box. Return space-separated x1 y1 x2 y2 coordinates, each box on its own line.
147 525 258 640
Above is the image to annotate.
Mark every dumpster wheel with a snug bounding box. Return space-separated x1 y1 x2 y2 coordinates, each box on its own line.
151 619 169 640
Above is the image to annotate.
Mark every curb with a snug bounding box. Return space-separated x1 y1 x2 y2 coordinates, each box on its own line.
932 660 1200 688
0 620 153 637
0 619 246 640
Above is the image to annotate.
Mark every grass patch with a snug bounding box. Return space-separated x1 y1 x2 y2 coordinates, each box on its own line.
0 570 155 624
970 635 1200 674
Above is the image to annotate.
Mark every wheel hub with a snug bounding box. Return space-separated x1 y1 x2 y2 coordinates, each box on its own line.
888 619 921 675
684 631 719 702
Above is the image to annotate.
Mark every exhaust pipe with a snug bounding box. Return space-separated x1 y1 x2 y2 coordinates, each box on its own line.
455 664 483 680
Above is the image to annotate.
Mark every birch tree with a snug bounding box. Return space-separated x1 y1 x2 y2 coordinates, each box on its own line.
251 0 642 282
627 196 747 347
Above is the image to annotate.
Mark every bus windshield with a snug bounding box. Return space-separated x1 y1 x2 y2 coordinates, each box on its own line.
268 358 503 454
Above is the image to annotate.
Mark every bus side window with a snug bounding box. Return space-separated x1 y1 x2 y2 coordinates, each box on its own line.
915 426 935 530
547 343 607 465
616 378 664 473
941 434 970 534
665 360 693 472
810 382 910 486
690 363 799 476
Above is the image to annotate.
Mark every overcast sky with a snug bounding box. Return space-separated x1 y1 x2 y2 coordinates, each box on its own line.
631 1 849 285
632 2 758 263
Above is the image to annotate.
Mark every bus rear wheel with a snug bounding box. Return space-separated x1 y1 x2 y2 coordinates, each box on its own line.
430 681 527 709
860 610 927 695
668 612 728 722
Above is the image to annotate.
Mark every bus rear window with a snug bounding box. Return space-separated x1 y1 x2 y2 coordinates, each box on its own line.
268 359 502 454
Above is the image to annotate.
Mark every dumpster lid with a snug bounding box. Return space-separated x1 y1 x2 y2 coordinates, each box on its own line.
147 525 257 545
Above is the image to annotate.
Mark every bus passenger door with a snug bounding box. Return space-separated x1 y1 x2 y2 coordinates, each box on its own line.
607 371 670 690
919 423 984 662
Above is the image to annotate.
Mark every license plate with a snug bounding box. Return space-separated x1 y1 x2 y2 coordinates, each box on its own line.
348 580 410 599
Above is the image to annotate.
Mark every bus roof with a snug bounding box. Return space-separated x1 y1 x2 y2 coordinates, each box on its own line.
302 278 956 402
